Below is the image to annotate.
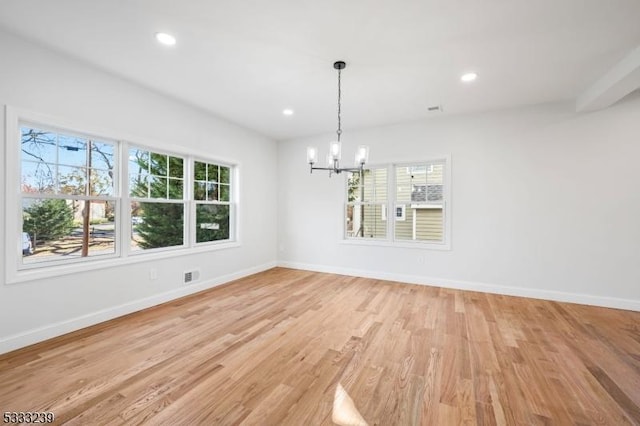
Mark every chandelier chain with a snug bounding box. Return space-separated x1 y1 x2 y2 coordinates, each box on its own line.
337 67 342 141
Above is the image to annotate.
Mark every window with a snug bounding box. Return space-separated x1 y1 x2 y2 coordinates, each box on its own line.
395 160 445 242
20 125 118 265
193 161 232 243
344 158 449 247
6 108 238 281
345 167 387 239
129 147 186 251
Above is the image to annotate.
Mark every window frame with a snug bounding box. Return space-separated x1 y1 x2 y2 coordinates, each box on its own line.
16 121 122 271
127 145 188 254
342 156 451 250
394 159 447 244
191 158 235 246
344 166 388 240
5 106 240 284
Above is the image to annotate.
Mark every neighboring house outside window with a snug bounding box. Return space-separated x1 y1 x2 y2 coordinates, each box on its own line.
395 161 445 242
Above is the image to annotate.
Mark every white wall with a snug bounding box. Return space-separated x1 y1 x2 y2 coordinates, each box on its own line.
278 94 640 311
0 31 278 353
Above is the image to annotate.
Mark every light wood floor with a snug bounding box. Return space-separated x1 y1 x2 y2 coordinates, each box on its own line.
1 268 639 425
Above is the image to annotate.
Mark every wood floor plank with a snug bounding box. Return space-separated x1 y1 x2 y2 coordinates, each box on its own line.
0 267 639 425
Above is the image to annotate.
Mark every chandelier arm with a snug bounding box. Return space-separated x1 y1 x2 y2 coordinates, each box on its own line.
310 164 364 174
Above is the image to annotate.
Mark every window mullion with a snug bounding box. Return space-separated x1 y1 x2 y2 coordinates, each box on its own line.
388 164 395 241
120 141 130 258
185 156 194 248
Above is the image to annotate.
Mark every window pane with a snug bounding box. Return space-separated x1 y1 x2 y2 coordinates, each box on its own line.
348 168 386 203
196 204 230 243
20 129 117 198
21 127 57 163
427 163 444 185
220 184 230 202
89 168 114 196
149 176 167 198
194 161 207 180
194 181 206 200
130 174 148 197
207 183 218 201
411 184 426 202
371 168 387 202
347 172 360 201
90 141 115 170
346 204 386 239
397 166 427 203
131 202 184 250
219 166 230 184
22 198 116 264
149 153 167 176
168 156 183 178
427 184 443 202
58 135 87 167
58 166 87 195
168 178 183 200
208 164 219 182
131 149 185 201
394 204 443 242
129 149 148 175
22 161 55 193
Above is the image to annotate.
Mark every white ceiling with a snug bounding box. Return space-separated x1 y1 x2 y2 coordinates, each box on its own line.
0 0 639 140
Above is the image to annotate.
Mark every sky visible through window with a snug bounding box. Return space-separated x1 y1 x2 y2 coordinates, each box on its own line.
21 126 115 196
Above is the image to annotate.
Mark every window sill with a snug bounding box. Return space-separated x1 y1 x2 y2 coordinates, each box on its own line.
340 238 451 251
6 241 241 285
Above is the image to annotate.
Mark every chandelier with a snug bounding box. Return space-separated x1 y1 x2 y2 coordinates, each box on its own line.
306 61 369 176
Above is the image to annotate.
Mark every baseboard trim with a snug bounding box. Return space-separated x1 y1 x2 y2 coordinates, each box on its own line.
277 261 640 312
0 261 278 355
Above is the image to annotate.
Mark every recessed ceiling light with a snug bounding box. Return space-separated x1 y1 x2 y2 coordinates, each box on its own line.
155 32 176 46
461 72 478 83
282 109 294 116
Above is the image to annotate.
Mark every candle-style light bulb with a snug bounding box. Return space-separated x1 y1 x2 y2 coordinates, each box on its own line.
306 146 318 165
355 145 369 165
329 141 341 161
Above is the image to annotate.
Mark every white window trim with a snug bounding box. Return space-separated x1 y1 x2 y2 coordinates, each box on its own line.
341 156 451 250
191 157 236 246
343 166 389 241
344 202 388 240
5 106 241 284
125 145 190 254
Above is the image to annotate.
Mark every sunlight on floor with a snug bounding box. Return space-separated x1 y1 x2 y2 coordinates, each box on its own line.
332 383 369 426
